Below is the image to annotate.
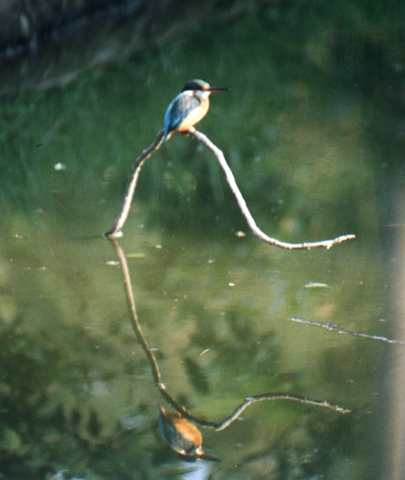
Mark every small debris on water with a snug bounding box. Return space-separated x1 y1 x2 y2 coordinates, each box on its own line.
53 162 66 171
127 253 145 259
235 230 246 238
304 282 329 289
228 282 236 287
155 244 162 249
106 260 119 266
199 348 211 356
208 258 215 264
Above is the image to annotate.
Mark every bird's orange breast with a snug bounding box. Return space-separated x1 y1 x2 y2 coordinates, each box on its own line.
170 416 203 447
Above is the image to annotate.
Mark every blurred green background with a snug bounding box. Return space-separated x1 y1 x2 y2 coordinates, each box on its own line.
1 1 404 479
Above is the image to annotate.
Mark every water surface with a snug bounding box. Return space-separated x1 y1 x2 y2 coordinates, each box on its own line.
1 10 403 480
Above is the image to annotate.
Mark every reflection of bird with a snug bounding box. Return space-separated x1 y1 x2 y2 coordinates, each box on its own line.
162 79 227 142
159 405 203 457
158 406 220 461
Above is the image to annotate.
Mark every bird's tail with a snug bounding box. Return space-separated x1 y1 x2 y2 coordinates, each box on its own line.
162 128 174 143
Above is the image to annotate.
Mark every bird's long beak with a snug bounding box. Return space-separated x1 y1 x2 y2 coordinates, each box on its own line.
206 87 228 93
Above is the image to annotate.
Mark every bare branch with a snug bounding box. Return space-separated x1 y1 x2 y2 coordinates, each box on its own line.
105 130 164 238
105 128 355 249
189 130 355 250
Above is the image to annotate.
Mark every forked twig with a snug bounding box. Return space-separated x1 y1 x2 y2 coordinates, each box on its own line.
109 238 350 433
105 130 355 249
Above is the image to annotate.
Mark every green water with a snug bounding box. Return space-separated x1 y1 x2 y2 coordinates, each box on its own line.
1 6 404 480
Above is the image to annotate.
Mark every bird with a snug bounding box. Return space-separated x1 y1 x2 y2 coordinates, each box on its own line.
158 405 203 457
162 79 227 142
158 405 220 461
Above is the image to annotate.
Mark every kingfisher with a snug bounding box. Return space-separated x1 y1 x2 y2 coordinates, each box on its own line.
162 79 227 142
158 406 220 461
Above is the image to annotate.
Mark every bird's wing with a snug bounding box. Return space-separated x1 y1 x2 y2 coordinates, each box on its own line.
163 92 200 136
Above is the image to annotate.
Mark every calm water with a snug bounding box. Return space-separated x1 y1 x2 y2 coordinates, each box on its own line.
1 9 405 480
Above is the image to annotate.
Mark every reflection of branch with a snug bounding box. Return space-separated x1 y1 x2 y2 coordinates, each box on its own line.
291 316 405 346
109 237 184 414
105 129 355 250
195 393 350 431
110 238 350 432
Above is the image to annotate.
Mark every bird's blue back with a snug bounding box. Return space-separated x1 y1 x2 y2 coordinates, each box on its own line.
163 92 200 141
